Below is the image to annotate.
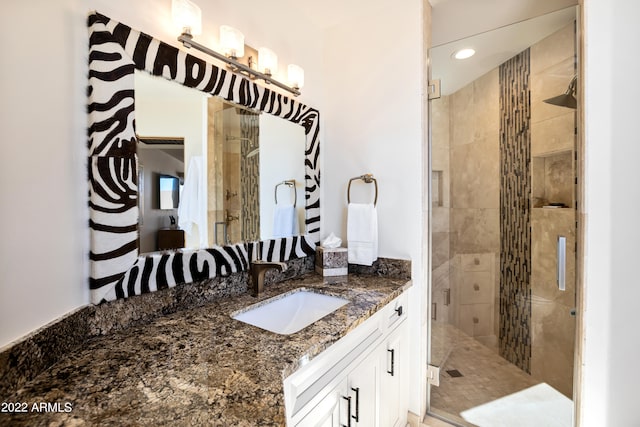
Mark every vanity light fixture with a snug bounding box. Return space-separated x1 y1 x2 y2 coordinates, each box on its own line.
452 48 476 60
172 0 302 96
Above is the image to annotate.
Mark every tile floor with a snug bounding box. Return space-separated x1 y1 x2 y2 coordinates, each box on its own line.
428 322 539 426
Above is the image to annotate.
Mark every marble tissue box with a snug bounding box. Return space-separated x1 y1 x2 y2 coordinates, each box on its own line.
315 246 348 276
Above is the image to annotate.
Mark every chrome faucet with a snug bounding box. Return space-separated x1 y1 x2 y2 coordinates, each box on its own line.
250 260 288 296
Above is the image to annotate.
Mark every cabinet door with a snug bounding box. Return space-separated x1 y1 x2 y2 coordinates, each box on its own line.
379 324 407 427
347 351 378 427
296 386 342 427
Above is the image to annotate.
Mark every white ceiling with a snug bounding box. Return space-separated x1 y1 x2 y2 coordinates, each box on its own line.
279 0 577 97
429 0 578 47
431 6 577 95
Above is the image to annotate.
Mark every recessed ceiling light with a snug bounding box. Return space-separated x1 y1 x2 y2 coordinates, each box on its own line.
452 48 476 60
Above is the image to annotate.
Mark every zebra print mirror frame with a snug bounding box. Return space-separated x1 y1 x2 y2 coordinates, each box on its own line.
88 12 320 304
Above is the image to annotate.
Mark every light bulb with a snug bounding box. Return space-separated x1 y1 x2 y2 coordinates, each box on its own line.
258 47 278 76
220 25 244 59
287 64 304 90
172 0 202 36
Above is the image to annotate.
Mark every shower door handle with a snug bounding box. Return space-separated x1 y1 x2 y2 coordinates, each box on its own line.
557 236 566 291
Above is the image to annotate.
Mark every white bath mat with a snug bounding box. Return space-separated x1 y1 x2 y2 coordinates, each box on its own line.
460 383 573 427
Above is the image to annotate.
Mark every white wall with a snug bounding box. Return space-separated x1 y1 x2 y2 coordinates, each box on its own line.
580 1 640 426
0 0 324 348
0 0 89 348
259 115 306 239
321 0 426 416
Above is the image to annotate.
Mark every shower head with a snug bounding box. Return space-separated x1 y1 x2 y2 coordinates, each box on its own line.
543 75 577 109
225 135 259 158
246 147 260 158
226 135 253 143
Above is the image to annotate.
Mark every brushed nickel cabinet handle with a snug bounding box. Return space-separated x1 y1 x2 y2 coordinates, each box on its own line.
557 236 566 291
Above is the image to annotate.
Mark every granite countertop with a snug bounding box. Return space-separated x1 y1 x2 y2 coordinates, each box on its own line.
1 273 411 426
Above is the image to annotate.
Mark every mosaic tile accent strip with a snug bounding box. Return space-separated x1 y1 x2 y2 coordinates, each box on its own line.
499 49 532 373
240 110 260 241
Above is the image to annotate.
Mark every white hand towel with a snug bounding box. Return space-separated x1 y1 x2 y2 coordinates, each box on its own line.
347 203 378 266
178 156 207 247
273 204 298 238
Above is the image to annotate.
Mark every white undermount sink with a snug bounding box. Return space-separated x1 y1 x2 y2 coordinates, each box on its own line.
232 288 349 335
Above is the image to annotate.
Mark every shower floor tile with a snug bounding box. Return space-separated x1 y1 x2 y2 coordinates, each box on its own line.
430 322 539 423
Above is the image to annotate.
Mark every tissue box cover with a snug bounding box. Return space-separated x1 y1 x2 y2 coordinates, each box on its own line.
315 246 348 276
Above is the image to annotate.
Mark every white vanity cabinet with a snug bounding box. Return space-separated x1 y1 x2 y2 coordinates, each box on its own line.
378 324 408 427
285 289 409 427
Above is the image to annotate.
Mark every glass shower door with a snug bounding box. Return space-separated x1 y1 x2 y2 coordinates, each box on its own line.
427 6 578 425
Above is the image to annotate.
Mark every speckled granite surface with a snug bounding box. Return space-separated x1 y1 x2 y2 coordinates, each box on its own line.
0 257 315 400
0 272 411 426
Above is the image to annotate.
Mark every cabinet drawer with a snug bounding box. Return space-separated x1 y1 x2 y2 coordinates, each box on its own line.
459 271 493 304
386 292 408 331
460 253 493 272
458 303 493 337
157 229 184 250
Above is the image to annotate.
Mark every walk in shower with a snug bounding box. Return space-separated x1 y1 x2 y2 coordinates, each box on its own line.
428 6 578 426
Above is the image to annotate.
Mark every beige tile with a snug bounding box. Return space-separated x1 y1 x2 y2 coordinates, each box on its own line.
432 231 451 269
531 208 576 307
432 95 451 147
430 323 540 421
450 83 475 146
531 298 576 397
544 152 574 206
450 137 499 209
432 144 450 173
530 57 576 124
531 111 575 156
450 208 500 255
530 22 575 76
472 69 500 140
432 206 450 233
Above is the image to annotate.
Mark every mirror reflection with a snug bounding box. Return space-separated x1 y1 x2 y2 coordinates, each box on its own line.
134 71 306 254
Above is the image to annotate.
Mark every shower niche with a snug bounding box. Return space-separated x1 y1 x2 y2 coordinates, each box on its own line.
532 149 574 209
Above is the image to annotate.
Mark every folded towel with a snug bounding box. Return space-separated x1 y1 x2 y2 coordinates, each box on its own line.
273 204 298 238
347 203 378 266
178 156 207 247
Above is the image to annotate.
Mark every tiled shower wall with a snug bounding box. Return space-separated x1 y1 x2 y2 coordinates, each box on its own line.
431 68 501 351
206 101 260 245
239 111 260 242
529 22 577 398
432 23 577 388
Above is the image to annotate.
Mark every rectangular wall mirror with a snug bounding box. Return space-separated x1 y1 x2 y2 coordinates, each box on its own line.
87 13 320 303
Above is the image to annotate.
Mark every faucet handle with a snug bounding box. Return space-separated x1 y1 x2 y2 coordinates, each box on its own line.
249 260 288 296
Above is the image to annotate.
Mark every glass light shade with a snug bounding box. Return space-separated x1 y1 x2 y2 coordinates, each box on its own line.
258 47 278 76
220 25 244 58
172 0 202 36
287 64 305 89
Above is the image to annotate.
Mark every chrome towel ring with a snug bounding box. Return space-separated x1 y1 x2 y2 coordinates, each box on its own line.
347 174 378 206
275 180 296 207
